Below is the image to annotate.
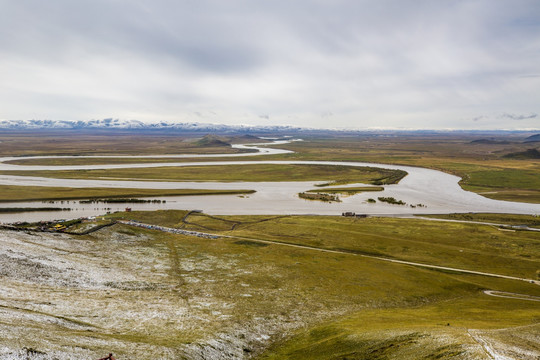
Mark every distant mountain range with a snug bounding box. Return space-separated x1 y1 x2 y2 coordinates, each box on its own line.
524 134 540 142
0 119 538 135
0 119 302 133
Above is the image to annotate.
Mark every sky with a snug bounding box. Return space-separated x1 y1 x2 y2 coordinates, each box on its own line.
0 0 539 130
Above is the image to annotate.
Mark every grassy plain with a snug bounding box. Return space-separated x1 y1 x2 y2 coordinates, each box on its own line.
419 213 540 226
0 132 254 156
0 164 405 185
2 132 538 203
307 186 384 194
0 185 254 202
1 210 538 358
273 135 540 203
103 210 540 359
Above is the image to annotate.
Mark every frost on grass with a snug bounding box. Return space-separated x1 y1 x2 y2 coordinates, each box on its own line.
0 229 311 359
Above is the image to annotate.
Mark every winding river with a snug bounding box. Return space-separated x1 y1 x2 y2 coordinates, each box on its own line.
0 139 539 222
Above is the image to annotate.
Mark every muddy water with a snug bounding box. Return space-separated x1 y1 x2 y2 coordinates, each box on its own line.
0 142 539 222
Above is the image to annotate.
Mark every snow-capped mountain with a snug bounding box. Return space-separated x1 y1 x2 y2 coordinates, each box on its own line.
0 119 303 133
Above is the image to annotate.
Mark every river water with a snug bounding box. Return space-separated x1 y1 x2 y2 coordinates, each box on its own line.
0 140 539 222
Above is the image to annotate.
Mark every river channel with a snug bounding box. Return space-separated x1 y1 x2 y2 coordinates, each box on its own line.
0 140 539 222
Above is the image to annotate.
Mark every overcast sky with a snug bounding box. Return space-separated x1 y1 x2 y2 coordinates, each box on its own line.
0 0 539 129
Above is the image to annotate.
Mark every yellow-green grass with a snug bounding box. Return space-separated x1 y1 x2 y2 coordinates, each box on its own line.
4 157 249 165
259 295 540 360
0 164 405 185
0 132 250 157
2 152 266 166
298 192 341 202
276 137 540 203
108 211 540 285
107 209 192 228
3 133 539 202
418 213 540 226
102 224 507 354
0 185 254 202
4 209 537 357
104 210 539 358
307 186 384 194
216 214 539 280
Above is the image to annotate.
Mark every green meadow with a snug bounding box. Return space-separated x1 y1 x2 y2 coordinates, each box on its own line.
0 185 254 202
97 210 540 359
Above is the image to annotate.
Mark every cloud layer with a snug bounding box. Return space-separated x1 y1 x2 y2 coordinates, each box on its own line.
0 0 539 129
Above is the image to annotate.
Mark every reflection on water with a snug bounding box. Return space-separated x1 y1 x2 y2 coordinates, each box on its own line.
0 140 539 223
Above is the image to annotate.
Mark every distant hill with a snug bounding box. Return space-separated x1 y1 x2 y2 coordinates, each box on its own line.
503 148 540 159
524 134 540 142
194 135 231 147
470 139 511 144
227 134 269 144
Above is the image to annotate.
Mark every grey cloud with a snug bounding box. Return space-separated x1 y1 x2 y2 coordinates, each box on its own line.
0 0 539 129
501 113 538 120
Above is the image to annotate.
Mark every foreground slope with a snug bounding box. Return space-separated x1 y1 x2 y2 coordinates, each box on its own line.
0 211 537 359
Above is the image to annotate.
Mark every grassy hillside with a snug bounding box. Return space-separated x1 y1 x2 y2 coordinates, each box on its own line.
1 210 538 358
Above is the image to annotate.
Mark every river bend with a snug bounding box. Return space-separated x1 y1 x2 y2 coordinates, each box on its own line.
0 140 538 222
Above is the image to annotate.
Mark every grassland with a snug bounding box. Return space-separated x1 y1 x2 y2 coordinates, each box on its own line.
418 213 540 227
307 186 384 194
0 132 254 157
1 131 538 358
108 210 540 358
0 210 538 358
260 297 539 360
298 192 341 202
274 135 540 203
2 132 538 203
0 164 406 185
0 185 254 202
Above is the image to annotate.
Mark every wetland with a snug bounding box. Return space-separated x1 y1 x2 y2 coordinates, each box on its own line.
0 131 538 359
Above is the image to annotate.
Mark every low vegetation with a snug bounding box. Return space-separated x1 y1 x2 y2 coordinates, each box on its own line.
298 192 340 202
503 147 540 159
307 186 384 194
78 198 166 204
0 185 255 202
274 134 540 203
0 132 253 157
419 213 540 227
377 196 406 205
1 132 538 358
3 132 537 203
0 210 538 358
0 207 70 213
0 164 407 185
